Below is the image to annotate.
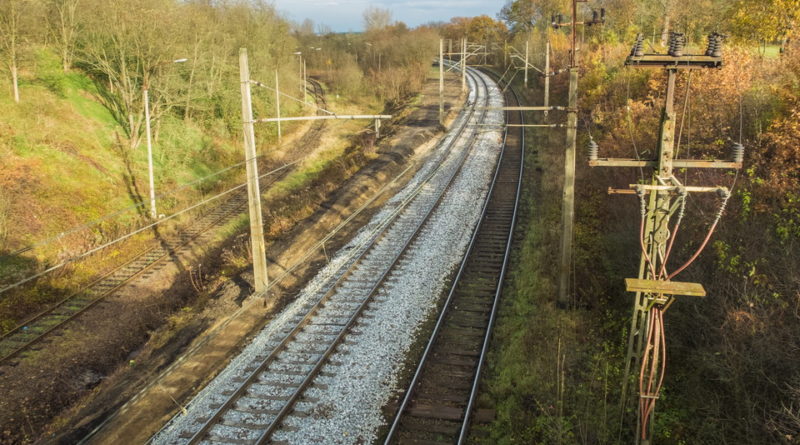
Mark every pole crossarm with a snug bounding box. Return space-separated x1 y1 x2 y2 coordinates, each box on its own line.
629 184 728 194
255 114 391 123
590 158 741 169
477 106 566 111
626 54 723 69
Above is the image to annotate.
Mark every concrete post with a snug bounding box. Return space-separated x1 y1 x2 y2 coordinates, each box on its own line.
439 38 445 125
239 48 269 294
558 68 579 307
275 70 282 142
544 40 551 122
144 88 157 219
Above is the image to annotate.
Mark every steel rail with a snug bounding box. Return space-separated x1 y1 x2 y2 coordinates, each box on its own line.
182 68 491 445
255 70 493 445
382 70 525 445
143 87 467 445
458 75 526 444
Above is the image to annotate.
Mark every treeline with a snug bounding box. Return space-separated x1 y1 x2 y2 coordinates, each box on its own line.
499 0 799 47
0 0 442 154
1 0 307 148
293 8 438 106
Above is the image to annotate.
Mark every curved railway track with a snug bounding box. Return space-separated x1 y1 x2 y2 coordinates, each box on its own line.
0 79 329 368
153 67 494 445
382 72 525 445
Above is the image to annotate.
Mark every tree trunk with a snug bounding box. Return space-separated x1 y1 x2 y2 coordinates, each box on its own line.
11 64 19 103
660 11 671 47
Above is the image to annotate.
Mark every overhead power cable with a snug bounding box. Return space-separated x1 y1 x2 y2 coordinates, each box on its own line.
0 160 301 296
250 80 335 115
2 154 264 260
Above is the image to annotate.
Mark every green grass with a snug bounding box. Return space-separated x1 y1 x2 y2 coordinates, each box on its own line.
267 144 347 198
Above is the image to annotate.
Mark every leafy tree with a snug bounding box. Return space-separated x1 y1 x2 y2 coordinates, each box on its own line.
441 16 508 44
498 0 568 34
727 0 800 45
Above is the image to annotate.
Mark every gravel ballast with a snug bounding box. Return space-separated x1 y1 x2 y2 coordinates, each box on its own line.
151 68 504 445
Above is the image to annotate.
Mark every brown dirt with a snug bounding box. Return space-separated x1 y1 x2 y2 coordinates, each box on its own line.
0 72 464 445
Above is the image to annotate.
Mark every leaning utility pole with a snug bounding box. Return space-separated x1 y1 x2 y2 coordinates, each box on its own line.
590 32 734 444
239 48 269 294
439 38 445 125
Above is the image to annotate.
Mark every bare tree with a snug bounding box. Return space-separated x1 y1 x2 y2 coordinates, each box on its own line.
363 6 392 32
77 0 179 150
659 0 671 47
49 0 80 72
0 0 26 103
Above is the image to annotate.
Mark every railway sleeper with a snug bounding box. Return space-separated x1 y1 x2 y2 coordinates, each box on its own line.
398 417 461 436
407 402 465 421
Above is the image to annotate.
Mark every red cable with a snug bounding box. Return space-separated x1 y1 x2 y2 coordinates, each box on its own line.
667 218 720 280
639 308 667 440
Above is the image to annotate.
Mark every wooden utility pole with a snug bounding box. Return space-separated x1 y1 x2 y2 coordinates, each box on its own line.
274 70 282 142
239 48 269 294
439 38 445 125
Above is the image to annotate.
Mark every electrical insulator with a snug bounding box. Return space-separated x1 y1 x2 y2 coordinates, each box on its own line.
732 142 744 163
631 33 645 57
705 32 724 57
668 32 686 57
588 139 599 161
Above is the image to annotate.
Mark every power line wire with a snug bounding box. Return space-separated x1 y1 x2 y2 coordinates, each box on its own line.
2 154 263 260
0 160 300 296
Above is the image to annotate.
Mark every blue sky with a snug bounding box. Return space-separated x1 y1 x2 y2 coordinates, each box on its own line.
273 0 508 32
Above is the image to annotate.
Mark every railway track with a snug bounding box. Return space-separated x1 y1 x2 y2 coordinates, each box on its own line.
382 72 525 445
0 79 329 367
153 67 494 445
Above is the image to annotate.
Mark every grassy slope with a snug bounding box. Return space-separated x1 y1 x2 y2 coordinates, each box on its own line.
0 49 245 253
0 50 388 333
